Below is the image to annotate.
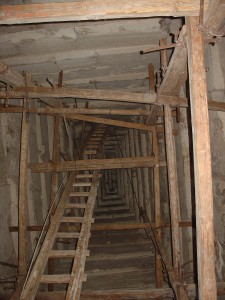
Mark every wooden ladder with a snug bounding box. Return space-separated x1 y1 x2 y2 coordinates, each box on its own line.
20 125 107 300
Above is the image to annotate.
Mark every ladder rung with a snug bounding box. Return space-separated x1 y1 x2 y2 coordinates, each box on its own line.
65 203 87 209
40 274 71 284
49 250 76 258
61 217 84 223
69 192 89 197
83 150 97 155
73 182 92 187
61 217 95 223
55 232 80 239
40 274 87 284
76 174 94 178
49 249 90 258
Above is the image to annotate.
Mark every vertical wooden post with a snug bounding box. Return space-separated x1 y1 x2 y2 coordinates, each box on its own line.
186 16 216 300
18 98 29 277
48 116 59 291
164 105 181 272
160 38 168 77
48 70 63 291
148 63 155 94
153 127 163 289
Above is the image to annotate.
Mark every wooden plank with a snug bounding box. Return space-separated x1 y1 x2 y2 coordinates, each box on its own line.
0 1 208 25
40 275 71 284
153 128 163 289
1 99 225 113
0 86 187 107
48 116 59 291
186 16 216 300
60 113 155 132
0 62 60 108
18 98 29 277
158 25 187 97
9 221 192 232
0 61 24 86
164 105 181 271
28 156 158 173
202 0 225 39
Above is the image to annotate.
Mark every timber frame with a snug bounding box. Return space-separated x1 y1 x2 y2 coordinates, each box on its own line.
0 0 224 299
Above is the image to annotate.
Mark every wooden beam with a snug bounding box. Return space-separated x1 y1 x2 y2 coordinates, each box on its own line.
0 86 187 106
0 104 180 116
9 221 193 232
158 25 187 97
1 81 225 113
164 105 182 271
48 116 59 291
0 1 208 25
202 0 225 38
0 62 24 86
187 16 216 300
18 97 29 278
0 61 60 108
153 128 163 289
58 113 156 132
28 156 160 173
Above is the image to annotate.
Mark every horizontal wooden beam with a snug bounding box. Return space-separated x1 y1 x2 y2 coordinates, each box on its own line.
28 156 162 173
57 113 156 131
0 105 155 116
0 1 208 25
9 221 192 232
1 100 225 114
1 282 225 299
0 86 187 106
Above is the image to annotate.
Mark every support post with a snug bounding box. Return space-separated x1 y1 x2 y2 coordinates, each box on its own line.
153 128 163 289
164 105 181 272
18 98 29 278
48 116 60 291
186 16 216 300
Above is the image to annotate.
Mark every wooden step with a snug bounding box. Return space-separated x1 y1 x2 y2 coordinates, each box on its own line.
69 192 89 197
49 249 90 258
61 217 95 223
49 250 76 258
40 274 71 284
73 182 92 187
61 217 84 223
95 213 135 220
83 150 97 155
94 205 130 213
76 174 94 178
55 232 80 239
65 203 87 209
40 274 88 284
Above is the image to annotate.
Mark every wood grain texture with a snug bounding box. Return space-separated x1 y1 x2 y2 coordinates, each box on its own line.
18 98 29 277
164 105 181 271
28 156 159 173
0 1 209 25
187 16 216 300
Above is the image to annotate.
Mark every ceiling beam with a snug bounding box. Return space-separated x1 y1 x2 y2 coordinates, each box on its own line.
0 1 208 25
28 156 161 173
0 86 187 107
